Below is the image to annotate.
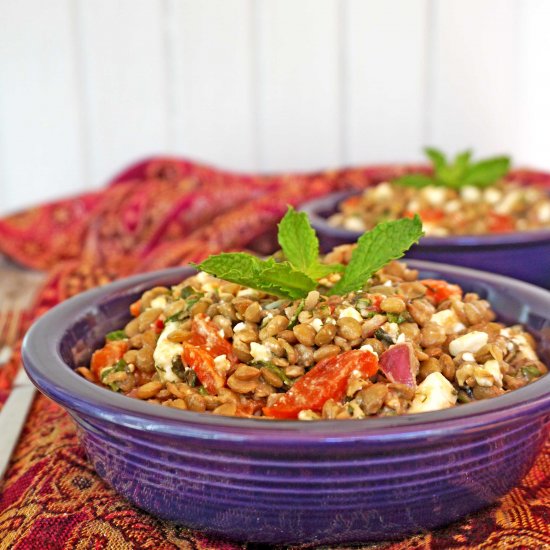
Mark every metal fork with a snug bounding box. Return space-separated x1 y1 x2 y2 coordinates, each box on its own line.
0 301 23 366
0 300 35 481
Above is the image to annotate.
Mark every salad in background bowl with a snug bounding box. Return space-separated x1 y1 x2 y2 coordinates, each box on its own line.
301 149 550 288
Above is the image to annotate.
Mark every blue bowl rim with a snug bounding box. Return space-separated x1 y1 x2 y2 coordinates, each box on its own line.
22 260 550 442
300 190 550 248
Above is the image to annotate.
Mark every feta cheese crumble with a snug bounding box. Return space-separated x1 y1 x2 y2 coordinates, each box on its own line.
449 331 488 356
408 372 457 414
153 322 184 382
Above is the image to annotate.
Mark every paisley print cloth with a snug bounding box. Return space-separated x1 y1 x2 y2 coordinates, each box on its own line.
0 157 548 549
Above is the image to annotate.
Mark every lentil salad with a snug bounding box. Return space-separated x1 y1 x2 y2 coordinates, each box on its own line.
78 210 547 420
327 180 550 237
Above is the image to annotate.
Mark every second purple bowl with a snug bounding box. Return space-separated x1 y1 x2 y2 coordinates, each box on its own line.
301 191 550 289
22 261 550 545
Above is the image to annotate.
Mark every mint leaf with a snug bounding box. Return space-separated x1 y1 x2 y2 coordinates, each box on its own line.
436 150 472 188
278 206 344 280
306 262 345 279
424 147 447 172
196 253 316 300
278 206 318 274
260 258 317 299
453 150 472 174
329 215 424 295
462 156 510 187
393 174 434 188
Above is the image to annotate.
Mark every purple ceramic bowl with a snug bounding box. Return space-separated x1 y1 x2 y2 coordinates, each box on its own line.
22 262 550 546
300 191 550 288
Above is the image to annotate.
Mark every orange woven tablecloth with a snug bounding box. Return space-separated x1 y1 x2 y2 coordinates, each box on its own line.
0 157 548 550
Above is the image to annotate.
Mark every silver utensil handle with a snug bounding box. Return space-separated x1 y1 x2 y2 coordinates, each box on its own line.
0 370 35 481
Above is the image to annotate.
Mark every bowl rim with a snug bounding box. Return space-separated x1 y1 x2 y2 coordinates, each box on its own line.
300 190 550 248
22 260 550 442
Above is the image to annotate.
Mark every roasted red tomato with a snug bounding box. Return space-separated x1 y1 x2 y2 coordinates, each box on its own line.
129 299 141 317
262 350 378 419
90 340 128 377
418 208 445 223
488 212 514 233
189 313 237 363
182 343 225 394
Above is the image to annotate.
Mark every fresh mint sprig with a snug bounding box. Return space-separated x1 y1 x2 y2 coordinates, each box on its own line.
394 147 510 190
196 208 423 299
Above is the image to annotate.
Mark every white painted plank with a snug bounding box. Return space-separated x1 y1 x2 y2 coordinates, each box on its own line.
169 0 257 171
429 0 520 159
257 0 342 172
77 0 169 186
0 0 84 215
517 0 550 171
345 0 429 164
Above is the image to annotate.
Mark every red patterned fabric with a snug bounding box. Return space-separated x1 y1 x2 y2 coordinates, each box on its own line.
0 157 548 549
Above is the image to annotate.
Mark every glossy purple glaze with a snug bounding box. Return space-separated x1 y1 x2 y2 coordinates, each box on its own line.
22 263 550 545
300 191 550 288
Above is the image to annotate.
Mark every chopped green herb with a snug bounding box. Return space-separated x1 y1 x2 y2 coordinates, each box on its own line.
197 386 209 396
106 330 127 341
254 361 294 387
386 312 408 324
521 365 540 380
458 386 474 403
180 286 196 299
166 310 187 323
363 311 377 319
355 297 372 309
374 328 394 346
183 368 197 387
172 356 186 379
185 294 203 310
457 391 471 404
100 359 127 391
287 300 305 329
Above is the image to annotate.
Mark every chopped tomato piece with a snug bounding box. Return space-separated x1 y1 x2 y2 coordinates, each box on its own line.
155 318 165 333
341 195 361 209
189 313 237 364
90 340 128 377
262 350 378 419
418 208 445 223
370 294 384 312
236 398 263 417
421 279 462 305
488 212 514 233
129 299 141 317
182 343 226 394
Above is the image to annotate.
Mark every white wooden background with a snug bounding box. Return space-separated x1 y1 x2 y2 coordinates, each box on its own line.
1 0 549 215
